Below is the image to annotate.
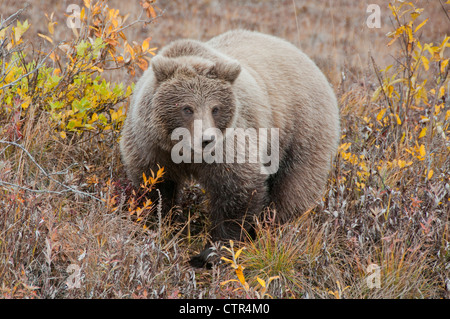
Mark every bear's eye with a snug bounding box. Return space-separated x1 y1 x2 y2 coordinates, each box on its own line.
182 106 194 115
212 107 219 115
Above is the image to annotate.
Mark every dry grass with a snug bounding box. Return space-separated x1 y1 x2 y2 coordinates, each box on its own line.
0 0 449 299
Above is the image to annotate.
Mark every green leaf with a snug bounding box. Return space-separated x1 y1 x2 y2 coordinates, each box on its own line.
49 101 63 110
66 119 79 130
72 97 90 113
76 40 90 57
98 113 108 124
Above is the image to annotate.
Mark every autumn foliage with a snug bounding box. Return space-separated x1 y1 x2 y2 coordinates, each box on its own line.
0 0 449 299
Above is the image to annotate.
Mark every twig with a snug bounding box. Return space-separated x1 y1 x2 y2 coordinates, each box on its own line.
439 0 450 23
0 4 29 30
156 188 162 242
115 9 165 34
0 140 102 202
370 55 395 114
291 0 300 45
0 180 68 195
48 162 80 176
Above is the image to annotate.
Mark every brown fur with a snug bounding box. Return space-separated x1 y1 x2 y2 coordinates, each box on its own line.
120 30 340 266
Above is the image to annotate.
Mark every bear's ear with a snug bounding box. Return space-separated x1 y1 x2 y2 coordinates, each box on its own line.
213 60 241 83
151 55 179 83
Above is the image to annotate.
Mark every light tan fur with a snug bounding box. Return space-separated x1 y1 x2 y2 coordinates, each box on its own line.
120 30 340 266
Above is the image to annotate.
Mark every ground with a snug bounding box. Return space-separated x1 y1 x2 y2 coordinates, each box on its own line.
0 0 449 298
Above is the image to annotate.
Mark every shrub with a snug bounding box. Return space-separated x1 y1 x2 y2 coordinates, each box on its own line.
0 1 160 142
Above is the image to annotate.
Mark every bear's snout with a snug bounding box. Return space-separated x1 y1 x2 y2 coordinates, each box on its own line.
202 133 215 149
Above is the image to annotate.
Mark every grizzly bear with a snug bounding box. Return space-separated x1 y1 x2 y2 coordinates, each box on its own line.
120 30 340 267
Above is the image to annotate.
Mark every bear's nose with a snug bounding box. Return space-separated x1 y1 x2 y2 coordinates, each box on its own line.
202 135 215 149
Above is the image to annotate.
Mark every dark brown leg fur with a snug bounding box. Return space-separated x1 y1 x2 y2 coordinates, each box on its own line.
151 180 178 216
189 162 267 267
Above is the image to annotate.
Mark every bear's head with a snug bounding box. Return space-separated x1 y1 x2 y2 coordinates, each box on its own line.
149 53 241 154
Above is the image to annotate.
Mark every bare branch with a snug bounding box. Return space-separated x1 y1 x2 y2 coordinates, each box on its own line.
0 180 68 195
115 9 165 34
0 3 29 31
0 140 102 202
439 0 450 24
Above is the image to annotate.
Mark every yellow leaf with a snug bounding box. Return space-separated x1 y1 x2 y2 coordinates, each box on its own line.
38 33 53 44
235 266 246 286
427 169 433 180
395 113 402 125
142 37 151 52
388 3 397 18
142 172 147 184
339 143 351 152
156 166 164 178
387 36 398 47
14 20 30 43
0 26 8 40
371 87 382 102
388 85 394 98
439 36 450 58
21 97 31 110
126 43 135 59
234 247 244 260
406 25 413 43
421 56 429 71
398 160 413 168
418 144 426 160
418 127 427 138
414 18 428 33
435 103 444 116
60 131 67 139
220 257 236 268
420 116 429 122
438 86 445 99
441 58 449 73
257 277 266 288
149 5 157 18
91 112 98 123
48 21 57 35
267 276 280 285
137 58 149 71
377 109 386 121
144 199 152 207
91 66 103 73
49 51 59 62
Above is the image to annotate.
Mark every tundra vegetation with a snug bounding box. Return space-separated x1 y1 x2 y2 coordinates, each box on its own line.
0 0 449 298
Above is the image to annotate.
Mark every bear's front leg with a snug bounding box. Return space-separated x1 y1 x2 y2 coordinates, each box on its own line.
189 163 268 267
151 179 178 216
